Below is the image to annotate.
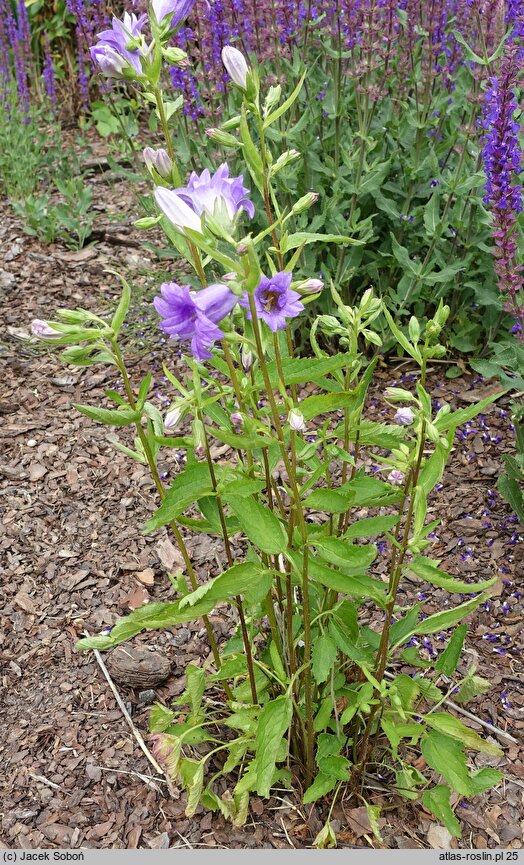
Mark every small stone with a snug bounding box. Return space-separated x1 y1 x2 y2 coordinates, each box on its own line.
138 689 156 704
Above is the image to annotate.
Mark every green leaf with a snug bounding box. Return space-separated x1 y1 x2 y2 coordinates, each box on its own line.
454 672 491 704
424 714 502 755
303 772 338 804
406 557 496 594
144 463 216 532
279 232 361 254
344 515 398 539
423 192 441 236
469 767 503 795
221 477 266 497
317 754 350 781
421 731 474 796
179 562 272 609
110 272 131 335
410 595 485 637
313 537 377 574
75 599 216 651
434 392 503 432
184 759 204 817
263 68 307 128
298 391 358 421
418 439 452 495
312 633 338 684
422 786 462 839
329 621 375 666
226 495 288 554
74 404 140 427
206 426 276 450
241 696 292 798
435 624 467 676
258 353 355 388
383 307 422 363
185 664 206 716
287 551 387 604
497 471 524 522
305 488 349 513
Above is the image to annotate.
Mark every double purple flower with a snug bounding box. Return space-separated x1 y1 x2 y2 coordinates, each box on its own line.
154 282 237 359
155 163 254 234
240 271 304 331
90 12 146 77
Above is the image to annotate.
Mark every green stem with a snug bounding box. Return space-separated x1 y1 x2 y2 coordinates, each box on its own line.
247 294 314 781
111 341 230 695
154 87 182 186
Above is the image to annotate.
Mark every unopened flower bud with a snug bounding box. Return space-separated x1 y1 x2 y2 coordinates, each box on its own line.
387 469 404 486
164 407 182 433
297 278 324 295
192 419 205 457
31 319 62 338
236 241 249 255
230 412 243 427
222 272 237 282
205 127 239 147
394 407 414 426
288 408 306 432
241 348 252 373
221 45 249 91
292 192 319 214
143 147 173 180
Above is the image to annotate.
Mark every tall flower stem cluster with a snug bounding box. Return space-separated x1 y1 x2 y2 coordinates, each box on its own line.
482 42 524 339
28 1 509 840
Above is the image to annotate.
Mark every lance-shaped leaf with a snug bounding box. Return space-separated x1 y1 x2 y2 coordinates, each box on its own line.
226 495 288 554
405 557 497 594
144 463 216 532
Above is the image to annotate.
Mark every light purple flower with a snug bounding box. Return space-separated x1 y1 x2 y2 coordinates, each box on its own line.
144 147 173 179
176 163 254 223
89 12 146 77
394 407 415 425
387 469 404 486
152 0 195 26
153 282 237 360
31 319 62 338
240 272 304 331
155 187 203 235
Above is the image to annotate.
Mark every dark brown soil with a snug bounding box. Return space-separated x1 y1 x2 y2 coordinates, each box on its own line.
0 159 522 850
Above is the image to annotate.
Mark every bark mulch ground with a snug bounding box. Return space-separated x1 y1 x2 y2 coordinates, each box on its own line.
0 163 522 850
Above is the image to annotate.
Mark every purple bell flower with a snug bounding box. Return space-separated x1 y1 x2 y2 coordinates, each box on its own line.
152 0 196 26
240 272 304 331
176 163 254 224
90 12 146 77
153 282 237 360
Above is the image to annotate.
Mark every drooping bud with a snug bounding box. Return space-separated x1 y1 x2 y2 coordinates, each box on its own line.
288 408 306 432
164 407 183 433
31 319 62 338
221 45 249 91
143 147 173 180
387 469 404 486
241 348 253 373
192 418 205 457
394 407 415 426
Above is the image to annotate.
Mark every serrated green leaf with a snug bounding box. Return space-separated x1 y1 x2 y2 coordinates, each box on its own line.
424 714 502 755
312 633 338 684
421 731 474 796
422 785 462 838
303 772 338 804
435 624 467 676
144 464 215 532
74 403 140 426
406 557 496 594
179 562 272 610
226 495 288 554
344 515 399 539
434 392 503 432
